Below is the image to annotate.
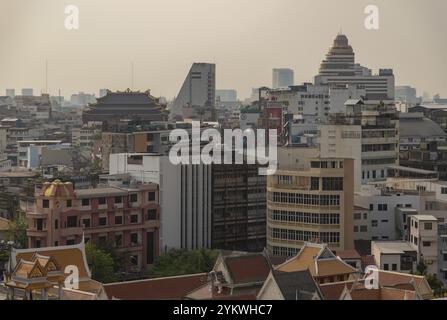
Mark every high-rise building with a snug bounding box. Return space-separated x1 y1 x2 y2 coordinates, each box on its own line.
5 89 15 98
315 34 395 100
109 153 212 251
216 89 237 102
272 68 294 89
171 63 216 120
395 86 422 107
267 157 355 256
21 88 33 96
211 161 266 252
345 97 399 183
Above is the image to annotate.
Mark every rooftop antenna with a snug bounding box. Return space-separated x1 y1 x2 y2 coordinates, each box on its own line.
45 59 48 94
131 62 135 91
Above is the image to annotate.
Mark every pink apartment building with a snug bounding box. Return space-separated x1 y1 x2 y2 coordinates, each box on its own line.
26 180 160 270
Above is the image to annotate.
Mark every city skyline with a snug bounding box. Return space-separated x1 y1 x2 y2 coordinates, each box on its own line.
1 0 447 99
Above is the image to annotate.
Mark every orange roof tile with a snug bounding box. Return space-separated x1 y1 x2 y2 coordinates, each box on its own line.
104 273 209 300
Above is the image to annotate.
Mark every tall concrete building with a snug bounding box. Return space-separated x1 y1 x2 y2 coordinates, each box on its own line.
216 89 237 102
315 34 395 100
21 88 33 96
345 98 400 183
211 162 266 252
171 63 216 120
272 68 294 89
267 157 355 256
5 89 15 98
109 153 212 251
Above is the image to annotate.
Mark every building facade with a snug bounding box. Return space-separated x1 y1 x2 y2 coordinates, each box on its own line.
26 180 160 270
267 157 355 256
211 162 266 252
171 63 216 121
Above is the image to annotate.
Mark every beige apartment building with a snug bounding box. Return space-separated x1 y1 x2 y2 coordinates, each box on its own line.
267 157 355 257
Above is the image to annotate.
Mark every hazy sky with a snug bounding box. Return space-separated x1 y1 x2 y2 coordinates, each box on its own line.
1 0 446 99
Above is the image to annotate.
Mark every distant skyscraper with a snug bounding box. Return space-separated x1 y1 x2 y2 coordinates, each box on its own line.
5 89 15 98
171 63 216 120
99 89 109 98
216 89 237 102
315 34 395 99
272 68 294 88
21 88 33 96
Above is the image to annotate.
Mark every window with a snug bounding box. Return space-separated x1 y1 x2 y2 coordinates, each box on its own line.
130 233 138 245
363 213 368 220
54 219 59 230
43 199 49 208
354 226 359 232
98 217 107 226
147 209 157 220
354 213 361 220
441 187 447 194
115 234 123 247
322 177 343 191
115 216 123 225
424 223 433 230
130 194 138 202
372 220 378 227
148 192 156 201
131 214 138 223
35 239 41 248
378 204 388 211
67 200 72 208
392 264 397 271
114 196 122 204
54 241 59 246
360 226 368 232
423 241 431 247
310 177 320 191
67 216 78 228
82 218 90 228
82 198 90 206
369 204 374 211
66 239 75 246
130 255 138 266
98 197 106 205
384 264 389 270
414 221 418 229
443 254 447 262
98 236 107 245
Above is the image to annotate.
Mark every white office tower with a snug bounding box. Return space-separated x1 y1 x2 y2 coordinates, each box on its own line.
109 153 212 251
21 88 34 96
5 89 15 98
315 34 395 100
171 63 216 120
272 68 294 89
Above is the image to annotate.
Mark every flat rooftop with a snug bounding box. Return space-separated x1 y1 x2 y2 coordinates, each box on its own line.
75 187 128 198
372 241 415 254
411 215 438 222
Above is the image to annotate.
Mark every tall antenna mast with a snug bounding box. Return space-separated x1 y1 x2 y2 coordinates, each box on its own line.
45 59 48 94
131 62 135 90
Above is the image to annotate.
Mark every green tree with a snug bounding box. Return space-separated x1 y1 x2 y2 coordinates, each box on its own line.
426 274 446 297
7 210 28 249
85 243 117 283
96 239 131 273
416 259 428 276
149 248 219 279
